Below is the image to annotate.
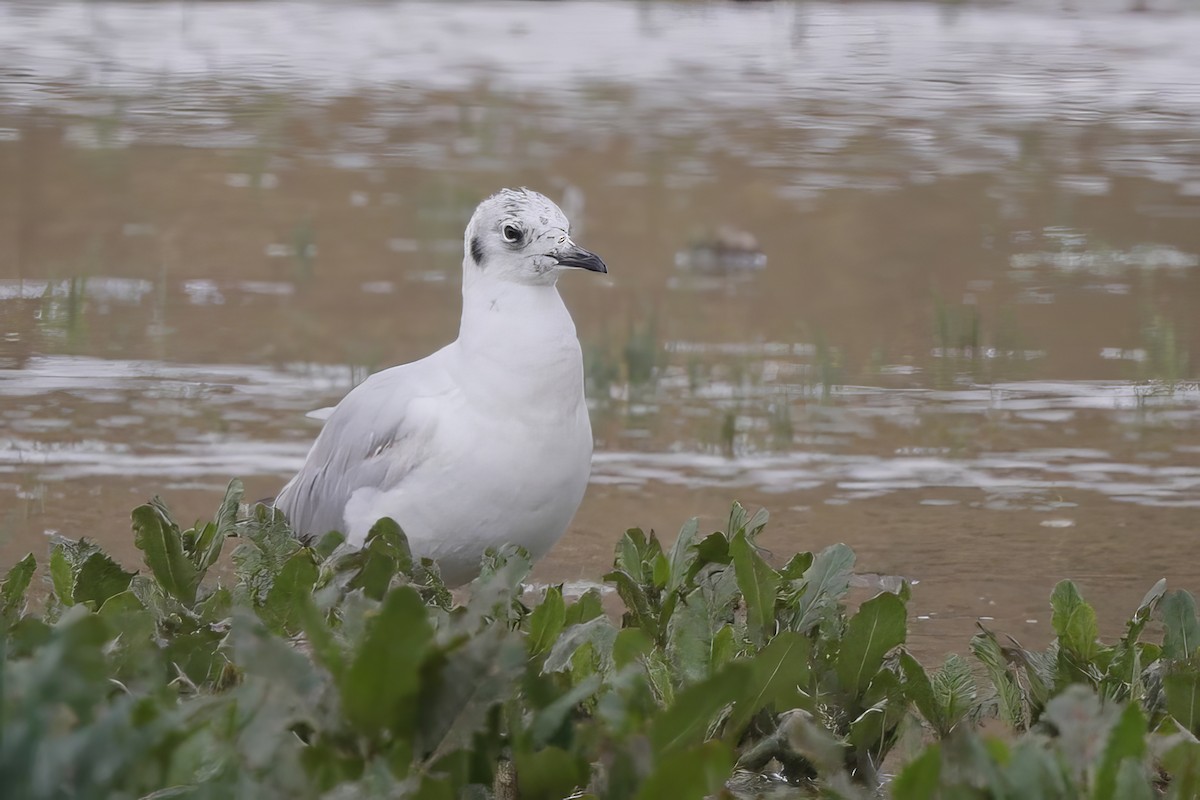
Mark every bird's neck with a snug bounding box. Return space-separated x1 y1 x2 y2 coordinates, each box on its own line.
459 278 575 342
455 280 584 403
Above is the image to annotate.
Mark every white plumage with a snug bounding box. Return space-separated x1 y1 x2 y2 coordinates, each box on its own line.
275 188 607 585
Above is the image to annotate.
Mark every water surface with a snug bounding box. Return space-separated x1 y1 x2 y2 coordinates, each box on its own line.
2 0 1199 658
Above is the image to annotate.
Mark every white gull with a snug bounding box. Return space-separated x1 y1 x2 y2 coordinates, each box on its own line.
275 188 607 585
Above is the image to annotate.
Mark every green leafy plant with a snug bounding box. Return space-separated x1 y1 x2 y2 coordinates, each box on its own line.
3 491 1200 799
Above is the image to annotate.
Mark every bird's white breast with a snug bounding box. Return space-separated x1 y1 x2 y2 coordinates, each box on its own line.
340 288 593 585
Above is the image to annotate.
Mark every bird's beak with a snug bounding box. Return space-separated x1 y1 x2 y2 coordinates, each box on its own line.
554 242 607 274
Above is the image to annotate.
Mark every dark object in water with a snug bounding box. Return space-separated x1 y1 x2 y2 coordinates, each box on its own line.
675 225 767 273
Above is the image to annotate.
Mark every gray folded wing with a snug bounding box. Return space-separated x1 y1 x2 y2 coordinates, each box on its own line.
275 355 453 538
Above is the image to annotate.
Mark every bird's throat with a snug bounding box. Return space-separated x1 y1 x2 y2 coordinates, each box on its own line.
459 281 576 344
455 281 584 406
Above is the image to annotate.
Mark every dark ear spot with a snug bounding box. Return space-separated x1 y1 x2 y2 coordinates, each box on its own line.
469 235 485 268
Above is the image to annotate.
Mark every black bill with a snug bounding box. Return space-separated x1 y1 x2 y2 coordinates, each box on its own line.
555 244 608 274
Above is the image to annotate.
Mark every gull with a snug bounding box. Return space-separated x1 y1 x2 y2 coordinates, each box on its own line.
275 188 607 586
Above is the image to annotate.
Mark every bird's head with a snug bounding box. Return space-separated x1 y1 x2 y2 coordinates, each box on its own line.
462 188 607 287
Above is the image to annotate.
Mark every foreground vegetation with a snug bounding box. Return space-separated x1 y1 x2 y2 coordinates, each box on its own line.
2 482 1199 799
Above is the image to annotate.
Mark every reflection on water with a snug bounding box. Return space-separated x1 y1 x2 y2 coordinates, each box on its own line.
6 356 1197 508
2 0 1199 658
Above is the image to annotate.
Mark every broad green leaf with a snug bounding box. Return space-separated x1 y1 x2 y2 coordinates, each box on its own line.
411 774 453 799
190 522 223 575
4 616 51 657
1 553 36 623
1132 578 1167 630
96 592 160 686
726 503 769 541
605 568 658 639
846 669 907 775
899 651 938 730
49 546 74 605
214 477 243 540
743 506 770 539
791 543 855 633
1095 702 1147 800
419 626 526 765
197 585 232 623
96 589 149 622
1103 579 1168 704
132 503 201 605
48 539 103 607
613 627 652 669
1051 580 1099 661
650 551 670 588
296 592 345 678
73 551 135 608
188 483 233 574
667 592 714 686
726 631 811 737
38 606 112 686
1159 735 1200 799
649 662 751 755
313 529 345 560
514 745 588 800
776 708 847 776
693 532 731 570
1113 758 1155 800
658 590 680 636
634 740 733 800
615 528 651 579
1106 638 1146 704
1164 666 1200 736
930 653 975 735
348 517 411 600
646 647 675 706
527 585 566 656
569 641 598 684
778 551 813 581
727 502 750 538
697 562 741 631
730 530 780 647
711 624 736 672
563 588 603 626
891 743 941 800
666 517 700 593
1162 590 1200 662
528 674 603 747
971 626 1026 729
339 587 433 737
543 617 617 674
259 549 318 634
367 515 413 567
128 574 175 622
468 544 532 627
1041 685 1115 783
235 503 301 605
1005 738 1070 799
164 625 226 686
1008 638 1056 718
227 611 321 698
836 591 906 698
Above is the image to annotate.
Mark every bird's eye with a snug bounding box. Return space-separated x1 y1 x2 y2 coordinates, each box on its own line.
501 224 523 244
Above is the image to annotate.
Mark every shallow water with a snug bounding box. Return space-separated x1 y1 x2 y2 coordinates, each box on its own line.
2 0 1199 659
